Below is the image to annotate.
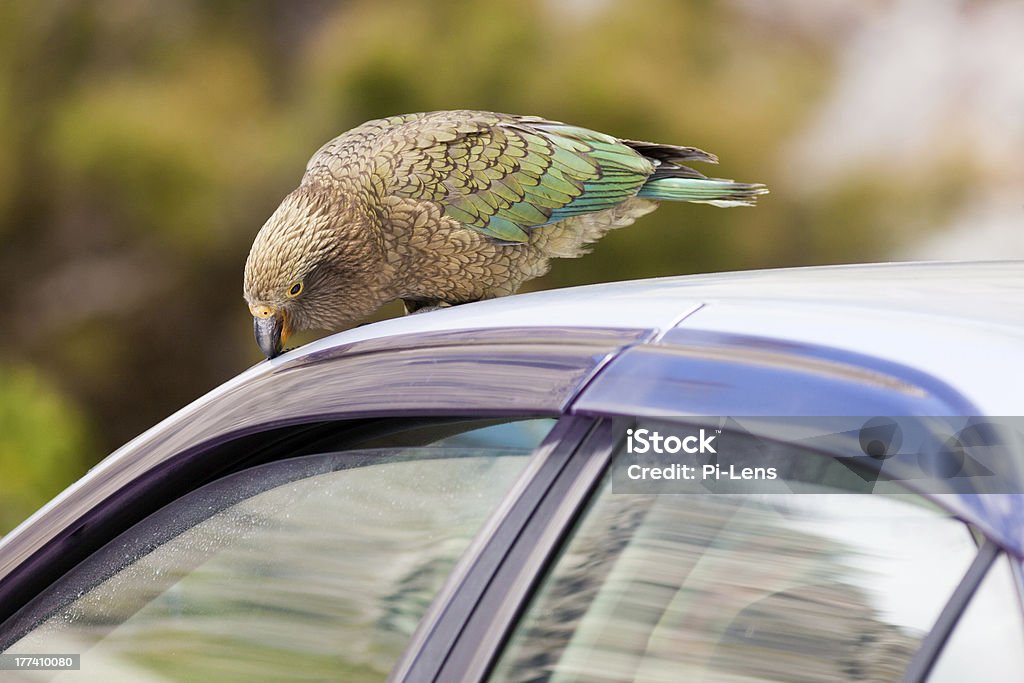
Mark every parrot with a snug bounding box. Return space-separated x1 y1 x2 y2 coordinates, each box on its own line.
244 110 767 358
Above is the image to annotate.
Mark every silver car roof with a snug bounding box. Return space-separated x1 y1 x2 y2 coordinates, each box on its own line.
285 259 1024 414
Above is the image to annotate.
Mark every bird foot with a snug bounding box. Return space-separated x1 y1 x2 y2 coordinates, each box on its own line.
410 302 452 315
403 299 454 315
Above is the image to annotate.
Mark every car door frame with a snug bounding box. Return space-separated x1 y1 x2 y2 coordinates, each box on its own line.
402 336 1022 683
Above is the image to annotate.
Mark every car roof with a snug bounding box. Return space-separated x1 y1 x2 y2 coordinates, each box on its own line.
292 260 1024 342
288 259 1024 414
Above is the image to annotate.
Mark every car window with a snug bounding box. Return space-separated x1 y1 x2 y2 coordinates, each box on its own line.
489 424 978 683
6 418 555 682
927 553 1024 681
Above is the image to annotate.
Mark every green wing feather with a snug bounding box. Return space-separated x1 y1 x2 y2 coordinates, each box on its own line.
389 113 655 242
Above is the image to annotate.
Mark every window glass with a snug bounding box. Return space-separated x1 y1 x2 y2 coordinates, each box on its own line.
928 554 1024 682
8 418 555 682
490 428 977 683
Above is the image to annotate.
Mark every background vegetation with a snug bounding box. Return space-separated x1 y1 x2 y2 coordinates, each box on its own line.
1 0 1021 533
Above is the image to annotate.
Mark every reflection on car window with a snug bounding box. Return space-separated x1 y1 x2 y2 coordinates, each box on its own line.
490 430 977 683
8 418 554 682
928 553 1024 681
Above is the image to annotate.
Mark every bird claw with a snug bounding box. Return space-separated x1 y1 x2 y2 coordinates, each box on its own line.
410 304 450 314
403 299 454 315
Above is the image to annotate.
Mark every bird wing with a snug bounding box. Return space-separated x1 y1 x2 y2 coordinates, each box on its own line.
382 112 657 243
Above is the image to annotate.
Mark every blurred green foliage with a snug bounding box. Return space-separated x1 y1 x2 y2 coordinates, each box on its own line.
0 365 93 532
0 0 962 532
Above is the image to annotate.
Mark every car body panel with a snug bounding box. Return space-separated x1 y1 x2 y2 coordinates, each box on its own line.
299 260 1024 413
284 294 701 358
572 342 974 418
680 303 1024 415
658 261 1024 414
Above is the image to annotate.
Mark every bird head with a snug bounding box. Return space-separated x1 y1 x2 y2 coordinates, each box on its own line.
243 184 385 359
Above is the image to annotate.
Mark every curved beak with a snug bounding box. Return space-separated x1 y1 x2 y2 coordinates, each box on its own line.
252 307 290 359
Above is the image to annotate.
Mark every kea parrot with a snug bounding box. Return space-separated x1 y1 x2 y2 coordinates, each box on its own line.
244 110 767 358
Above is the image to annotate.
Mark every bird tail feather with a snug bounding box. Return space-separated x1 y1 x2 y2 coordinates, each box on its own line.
637 176 768 207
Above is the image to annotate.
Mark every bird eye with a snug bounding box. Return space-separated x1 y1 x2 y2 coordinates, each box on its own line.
287 282 303 298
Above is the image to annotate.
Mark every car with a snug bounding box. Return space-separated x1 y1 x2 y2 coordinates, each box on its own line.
0 260 1022 682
